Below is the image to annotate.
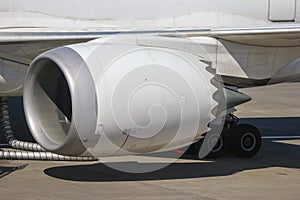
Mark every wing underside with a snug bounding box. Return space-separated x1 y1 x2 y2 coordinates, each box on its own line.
1 25 300 87
1 26 300 63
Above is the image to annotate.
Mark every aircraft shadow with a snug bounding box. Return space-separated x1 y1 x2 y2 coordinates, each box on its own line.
44 117 300 182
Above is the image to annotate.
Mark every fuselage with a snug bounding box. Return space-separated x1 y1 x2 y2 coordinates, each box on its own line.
0 0 299 29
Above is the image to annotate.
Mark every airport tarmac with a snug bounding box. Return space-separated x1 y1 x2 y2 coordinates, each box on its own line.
1 83 300 200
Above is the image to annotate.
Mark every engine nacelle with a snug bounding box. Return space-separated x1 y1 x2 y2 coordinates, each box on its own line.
23 37 217 157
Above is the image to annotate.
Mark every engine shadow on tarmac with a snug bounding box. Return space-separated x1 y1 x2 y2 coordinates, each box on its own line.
44 117 300 182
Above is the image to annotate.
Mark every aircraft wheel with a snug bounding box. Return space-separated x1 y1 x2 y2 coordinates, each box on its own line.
230 124 261 157
203 130 230 158
185 128 229 159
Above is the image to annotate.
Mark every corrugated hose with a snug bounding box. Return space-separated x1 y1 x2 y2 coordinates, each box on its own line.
0 97 96 161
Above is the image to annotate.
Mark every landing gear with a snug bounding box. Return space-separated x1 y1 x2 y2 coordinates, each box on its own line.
185 114 262 159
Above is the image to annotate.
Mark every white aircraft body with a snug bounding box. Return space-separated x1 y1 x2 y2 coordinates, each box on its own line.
0 0 300 160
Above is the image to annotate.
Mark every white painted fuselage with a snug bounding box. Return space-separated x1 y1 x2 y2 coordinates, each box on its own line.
0 0 299 29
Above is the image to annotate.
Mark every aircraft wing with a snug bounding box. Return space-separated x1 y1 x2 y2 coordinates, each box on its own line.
1 25 300 64
2 25 300 44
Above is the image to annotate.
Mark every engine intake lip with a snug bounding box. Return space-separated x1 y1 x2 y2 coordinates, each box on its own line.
24 47 97 156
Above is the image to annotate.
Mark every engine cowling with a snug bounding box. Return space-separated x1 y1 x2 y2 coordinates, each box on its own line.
23 37 218 157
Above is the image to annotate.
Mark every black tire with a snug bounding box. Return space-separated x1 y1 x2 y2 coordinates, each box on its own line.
204 130 229 158
185 128 229 159
185 139 202 155
230 124 262 157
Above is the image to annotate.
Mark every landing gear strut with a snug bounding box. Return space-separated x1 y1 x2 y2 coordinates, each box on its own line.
186 114 262 159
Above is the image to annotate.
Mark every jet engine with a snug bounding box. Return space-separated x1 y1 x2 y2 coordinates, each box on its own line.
23 37 218 157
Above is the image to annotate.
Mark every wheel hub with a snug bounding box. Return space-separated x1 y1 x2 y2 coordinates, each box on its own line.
209 136 223 152
241 132 256 152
